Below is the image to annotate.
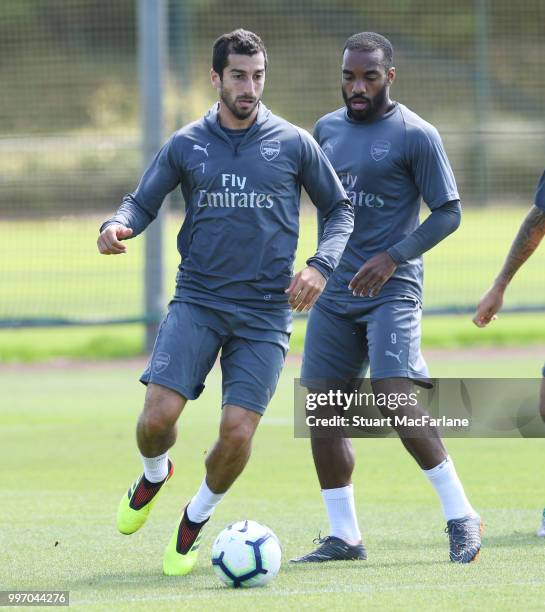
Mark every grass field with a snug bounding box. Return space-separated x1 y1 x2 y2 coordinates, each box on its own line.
1 206 544 322
2 353 545 610
1 206 545 362
2 312 545 363
2 203 544 609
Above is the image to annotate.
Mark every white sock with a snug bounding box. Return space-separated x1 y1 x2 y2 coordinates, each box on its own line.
322 484 361 545
141 451 169 483
423 456 476 521
186 478 225 523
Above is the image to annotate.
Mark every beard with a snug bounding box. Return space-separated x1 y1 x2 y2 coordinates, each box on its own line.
343 83 389 122
220 87 260 120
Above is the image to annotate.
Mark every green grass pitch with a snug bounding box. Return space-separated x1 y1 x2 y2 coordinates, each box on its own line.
2 312 545 363
1 205 544 322
1 206 544 362
2 353 545 610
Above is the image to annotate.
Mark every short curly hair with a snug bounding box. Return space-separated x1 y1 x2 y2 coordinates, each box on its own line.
212 29 268 77
343 32 393 70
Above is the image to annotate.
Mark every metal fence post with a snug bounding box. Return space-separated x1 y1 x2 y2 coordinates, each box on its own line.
138 0 166 352
474 0 491 206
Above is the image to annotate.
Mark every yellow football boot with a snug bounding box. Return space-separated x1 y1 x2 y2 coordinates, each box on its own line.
116 460 174 535
163 507 209 576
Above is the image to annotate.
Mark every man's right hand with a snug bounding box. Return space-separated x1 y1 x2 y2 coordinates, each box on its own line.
97 224 133 255
472 285 504 328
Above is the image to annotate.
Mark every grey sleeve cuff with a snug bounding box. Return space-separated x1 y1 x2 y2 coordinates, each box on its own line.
387 200 461 264
308 200 354 278
386 245 404 265
98 195 156 238
305 259 331 281
99 220 115 233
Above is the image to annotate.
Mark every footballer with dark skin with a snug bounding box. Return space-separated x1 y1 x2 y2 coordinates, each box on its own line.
292 32 482 566
473 172 545 536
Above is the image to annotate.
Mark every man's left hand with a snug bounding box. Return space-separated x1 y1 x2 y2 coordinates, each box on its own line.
285 266 327 312
349 251 397 297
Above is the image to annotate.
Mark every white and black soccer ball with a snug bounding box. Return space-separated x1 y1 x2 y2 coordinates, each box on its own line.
211 520 281 588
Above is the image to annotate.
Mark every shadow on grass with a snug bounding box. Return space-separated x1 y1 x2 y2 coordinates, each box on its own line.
286 558 442 573
66 566 214 591
482 530 544 548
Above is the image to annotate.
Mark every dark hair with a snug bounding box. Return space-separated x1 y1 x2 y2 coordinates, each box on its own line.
212 29 268 77
343 32 393 70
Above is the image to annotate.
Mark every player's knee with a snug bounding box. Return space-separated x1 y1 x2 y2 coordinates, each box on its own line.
371 378 415 418
140 384 184 436
219 410 259 451
138 409 172 438
311 436 353 458
219 423 255 451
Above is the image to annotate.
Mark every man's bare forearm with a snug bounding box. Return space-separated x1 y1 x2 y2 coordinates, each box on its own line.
495 205 545 289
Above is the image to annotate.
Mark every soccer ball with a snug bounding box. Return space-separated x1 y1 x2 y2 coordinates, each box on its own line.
211 520 282 588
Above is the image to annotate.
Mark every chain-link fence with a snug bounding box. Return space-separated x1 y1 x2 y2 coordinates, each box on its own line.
1 0 544 325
